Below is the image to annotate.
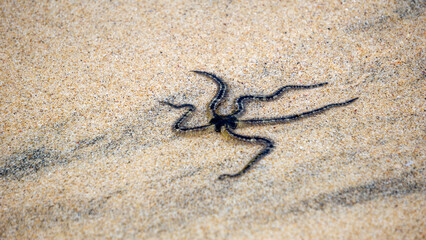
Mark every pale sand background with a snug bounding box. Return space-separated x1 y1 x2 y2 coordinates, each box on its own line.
0 0 424 239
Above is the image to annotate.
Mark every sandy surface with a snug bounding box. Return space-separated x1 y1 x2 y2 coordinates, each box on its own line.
1 0 425 239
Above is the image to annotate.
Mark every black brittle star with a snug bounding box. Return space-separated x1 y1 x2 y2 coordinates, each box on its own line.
160 71 358 180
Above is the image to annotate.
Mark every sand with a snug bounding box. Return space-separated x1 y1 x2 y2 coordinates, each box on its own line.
1 0 424 239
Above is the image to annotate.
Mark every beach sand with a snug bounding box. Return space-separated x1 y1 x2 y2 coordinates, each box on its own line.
1 0 424 239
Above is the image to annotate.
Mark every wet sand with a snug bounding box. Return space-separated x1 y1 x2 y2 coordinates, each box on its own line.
1 1 424 239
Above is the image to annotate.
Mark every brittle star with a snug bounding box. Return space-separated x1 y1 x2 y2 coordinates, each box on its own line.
160 71 358 180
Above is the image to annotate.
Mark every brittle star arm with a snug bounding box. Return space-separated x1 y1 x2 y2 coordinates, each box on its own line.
218 126 275 180
160 101 212 131
191 71 228 117
239 97 359 125
231 82 328 117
